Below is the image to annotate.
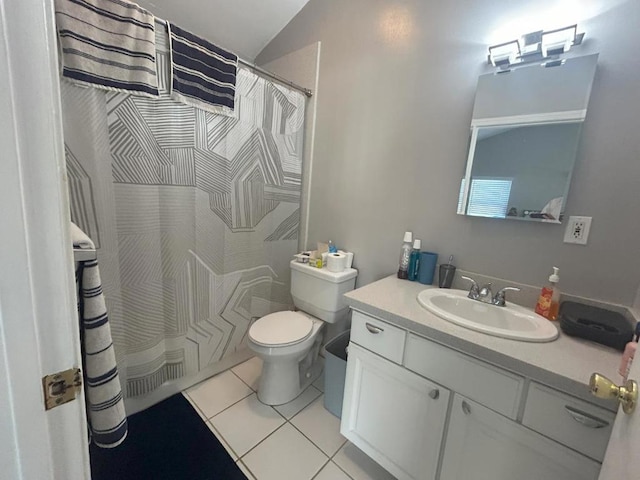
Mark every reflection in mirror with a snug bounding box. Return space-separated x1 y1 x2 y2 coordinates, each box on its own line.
458 122 582 222
458 54 598 223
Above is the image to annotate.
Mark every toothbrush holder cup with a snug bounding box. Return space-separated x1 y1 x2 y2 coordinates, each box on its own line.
438 264 456 288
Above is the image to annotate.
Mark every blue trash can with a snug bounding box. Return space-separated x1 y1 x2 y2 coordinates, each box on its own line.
322 329 350 418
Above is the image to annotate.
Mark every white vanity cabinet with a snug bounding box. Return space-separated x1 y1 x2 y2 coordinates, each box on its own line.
341 342 450 480
439 395 601 480
341 310 612 480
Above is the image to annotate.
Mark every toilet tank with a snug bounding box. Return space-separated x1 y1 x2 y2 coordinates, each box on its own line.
290 260 358 323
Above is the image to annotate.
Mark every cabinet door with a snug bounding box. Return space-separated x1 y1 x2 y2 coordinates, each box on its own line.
341 342 450 480
440 395 601 480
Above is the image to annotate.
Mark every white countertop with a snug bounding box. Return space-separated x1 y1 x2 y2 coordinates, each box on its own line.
344 275 622 409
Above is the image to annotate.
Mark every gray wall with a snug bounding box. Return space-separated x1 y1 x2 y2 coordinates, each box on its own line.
257 0 640 306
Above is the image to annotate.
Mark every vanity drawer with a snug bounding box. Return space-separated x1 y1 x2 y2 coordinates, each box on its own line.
404 333 524 419
350 311 406 364
522 382 615 461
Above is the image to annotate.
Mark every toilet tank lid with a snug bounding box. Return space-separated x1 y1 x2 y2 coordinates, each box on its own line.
290 260 358 283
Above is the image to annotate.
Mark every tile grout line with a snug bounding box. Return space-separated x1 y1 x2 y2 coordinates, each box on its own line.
208 391 286 459
185 372 280 480
186 369 256 420
189 362 355 480
285 395 349 459
272 386 322 422
236 411 335 477
231 392 346 471
237 421 290 461
235 459 258 480
218 410 286 460
183 391 245 464
208 421 242 461
286 415 343 460
202 388 255 420
330 438 349 460
182 391 209 422
331 458 356 480
309 457 332 480
230 366 259 392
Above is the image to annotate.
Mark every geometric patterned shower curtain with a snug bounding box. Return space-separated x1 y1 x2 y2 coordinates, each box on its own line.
60 26 305 402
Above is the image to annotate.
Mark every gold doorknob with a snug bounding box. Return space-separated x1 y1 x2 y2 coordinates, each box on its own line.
589 373 638 414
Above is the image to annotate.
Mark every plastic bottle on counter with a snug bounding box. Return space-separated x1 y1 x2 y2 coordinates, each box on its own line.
407 239 421 281
620 323 640 381
535 267 561 320
397 232 413 280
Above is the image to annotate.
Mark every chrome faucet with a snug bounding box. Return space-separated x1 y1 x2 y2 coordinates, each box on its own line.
461 276 493 303
461 275 480 299
461 276 521 307
491 286 522 307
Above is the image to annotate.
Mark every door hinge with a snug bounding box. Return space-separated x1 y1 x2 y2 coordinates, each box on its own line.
42 368 82 411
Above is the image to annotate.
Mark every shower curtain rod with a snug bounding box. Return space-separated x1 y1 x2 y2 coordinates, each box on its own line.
238 59 313 98
155 18 313 98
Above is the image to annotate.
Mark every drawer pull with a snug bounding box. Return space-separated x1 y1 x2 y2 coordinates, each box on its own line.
461 400 472 415
564 405 610 429
365 323 384 334
429 389 440 400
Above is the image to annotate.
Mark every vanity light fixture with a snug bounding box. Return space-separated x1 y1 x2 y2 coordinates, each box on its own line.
487 24 584 69
488 40 521 67
541 25 577 57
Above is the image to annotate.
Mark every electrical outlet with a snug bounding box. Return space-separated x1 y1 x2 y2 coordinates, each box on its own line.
563 216 592 245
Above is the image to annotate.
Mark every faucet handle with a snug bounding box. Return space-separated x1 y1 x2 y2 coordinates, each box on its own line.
460 276 479 299
492 286 521 306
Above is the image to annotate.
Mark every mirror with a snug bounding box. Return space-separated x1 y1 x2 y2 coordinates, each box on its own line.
458 53 598 223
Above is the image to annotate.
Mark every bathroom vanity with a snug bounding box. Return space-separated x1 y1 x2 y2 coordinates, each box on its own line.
340 276 624 480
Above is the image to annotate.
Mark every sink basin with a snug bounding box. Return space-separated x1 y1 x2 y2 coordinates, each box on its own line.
417 289 558 342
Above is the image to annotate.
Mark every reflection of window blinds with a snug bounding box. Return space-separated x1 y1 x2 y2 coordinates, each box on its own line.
465 178 512 218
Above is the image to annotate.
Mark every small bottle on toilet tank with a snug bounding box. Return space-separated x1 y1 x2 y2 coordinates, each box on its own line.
397 231 413 279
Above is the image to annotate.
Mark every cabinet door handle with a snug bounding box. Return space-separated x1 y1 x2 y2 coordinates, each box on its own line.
564 405 610 429
365 323 384 334
461 400 471 415
429 389 439 400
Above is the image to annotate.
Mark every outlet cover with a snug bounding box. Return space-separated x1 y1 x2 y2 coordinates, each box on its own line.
564 216 592 245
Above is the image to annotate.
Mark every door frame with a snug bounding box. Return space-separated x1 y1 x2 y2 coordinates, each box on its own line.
0 0 90 478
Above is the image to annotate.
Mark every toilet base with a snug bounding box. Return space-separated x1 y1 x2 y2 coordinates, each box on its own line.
257 358 322 406
251 322 324 406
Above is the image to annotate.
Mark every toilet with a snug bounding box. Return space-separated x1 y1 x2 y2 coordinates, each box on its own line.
248 260 358 405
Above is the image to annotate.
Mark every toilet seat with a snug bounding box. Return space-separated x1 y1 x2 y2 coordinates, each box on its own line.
249 311 314 347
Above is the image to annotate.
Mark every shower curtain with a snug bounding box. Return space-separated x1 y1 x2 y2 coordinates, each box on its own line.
61 27 305 403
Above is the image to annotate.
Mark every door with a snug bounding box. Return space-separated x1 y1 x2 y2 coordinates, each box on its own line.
341 342 450 480
0 0 90 478
598 356 640 479
440 395 600 480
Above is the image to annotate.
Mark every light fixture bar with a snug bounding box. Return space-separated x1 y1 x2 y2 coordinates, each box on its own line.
487 24 584 68
488 40 521 67
541 24 577 57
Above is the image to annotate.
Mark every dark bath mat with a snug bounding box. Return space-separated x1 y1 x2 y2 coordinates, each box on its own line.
89 393 247 480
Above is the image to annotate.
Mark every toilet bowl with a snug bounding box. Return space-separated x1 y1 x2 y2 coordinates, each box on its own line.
247 260 358 406
248 311 324 405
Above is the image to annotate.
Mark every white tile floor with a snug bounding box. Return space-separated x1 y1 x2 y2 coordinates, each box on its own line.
183 357 397 480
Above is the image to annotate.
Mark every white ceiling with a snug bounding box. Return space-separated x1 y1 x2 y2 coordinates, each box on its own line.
137 0 310 60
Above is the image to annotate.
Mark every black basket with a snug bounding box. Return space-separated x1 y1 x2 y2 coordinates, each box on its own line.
559 301 633 351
